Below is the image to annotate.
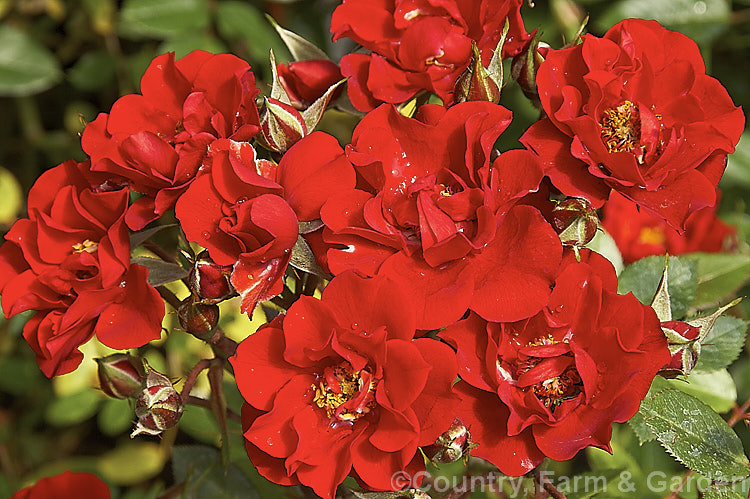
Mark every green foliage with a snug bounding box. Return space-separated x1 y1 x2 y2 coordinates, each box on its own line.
0 25 62 96
597 0 731 45
171 445 261 499
695 316 749 372
617 255 697 318
639 389 750 480
686 253 750 307
119 0 210 39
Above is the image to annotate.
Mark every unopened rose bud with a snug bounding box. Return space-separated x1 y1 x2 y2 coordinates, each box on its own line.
131 363 183 437
454 43 501 105
277 59 343 109
423 418 475 464
511 33 547 105
188 251 233 304
552 197 600 248
258 97 308 153
659 320 701 378
178 297 220 340
96 354 144 399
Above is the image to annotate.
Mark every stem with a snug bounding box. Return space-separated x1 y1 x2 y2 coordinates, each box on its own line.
157 286 182 310
727 394 750 427
144 240 175 263
533 466 567 499
186 396 241 423
664 470 692 499
180 359 213 404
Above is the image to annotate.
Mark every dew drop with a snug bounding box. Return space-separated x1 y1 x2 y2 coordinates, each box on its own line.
201 231 211 239
351 322 359 329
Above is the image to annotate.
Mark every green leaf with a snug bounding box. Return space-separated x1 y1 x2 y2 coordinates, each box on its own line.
289 235 329 278
638 389 750 479
629 412 657 445
559 469 625 499
119 0 210 39
0 167 22 225
703 484 746 499
98 442 166 485
597 0 731 47
667 369 737 413
172 445 261 499
158 34 228 59
0 25 62 96
266 14 328 61
129 224 178 249
617 255 697 319
98 397 135 437
722 132 750 189
45 389 102 427
131 256 189 287
215 1 290 64
684 252 750 307
68 51 117 92
178 404 220 445
694 316 749 372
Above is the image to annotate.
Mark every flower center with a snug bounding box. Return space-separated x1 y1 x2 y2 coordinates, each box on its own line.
72 239 98 254
516 335 583 410
600 100 641 154
312 363 377 422
638 226 666 246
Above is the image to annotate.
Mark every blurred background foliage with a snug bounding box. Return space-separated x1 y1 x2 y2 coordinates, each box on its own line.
1 0 750 498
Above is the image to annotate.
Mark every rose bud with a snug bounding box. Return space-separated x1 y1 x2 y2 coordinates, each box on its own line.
188 251 233 304
96 354 144 399
659 320 702 378
178 296 220 341
257 97 308 154
511 33 547 105
551 197 600 248
423 418 476 464
277 59 343 109
131 363 183 437
453 43 501 105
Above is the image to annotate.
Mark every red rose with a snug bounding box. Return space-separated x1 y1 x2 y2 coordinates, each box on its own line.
230 272 458 498
440 250 669 473
176 133 355 313
277 59 343 108
602 191 736 264
319 103 561 329
521 19 744 231
12 470 110 499
331 0 530 111
0 160 163 377
82 51 261 229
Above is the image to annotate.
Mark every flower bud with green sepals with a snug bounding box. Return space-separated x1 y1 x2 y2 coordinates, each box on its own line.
96 354 144 399
422 418 476 464
188 251 233 304
511 31 547 106
178 296 220 341
551 197 600 250
453 43 501 105
131 362 183 437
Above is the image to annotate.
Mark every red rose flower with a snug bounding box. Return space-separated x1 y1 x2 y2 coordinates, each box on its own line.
0 160 163 377
277 59 343 108
319 102 561 329
331 0 530 111
440 250 669 473
82 50 261 229
521 19 744 231
12 471 110 499
176 133 355 313
230 272 458 498
602 191 736 264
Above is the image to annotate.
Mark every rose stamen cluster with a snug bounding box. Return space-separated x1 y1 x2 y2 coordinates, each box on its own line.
311 362 378 422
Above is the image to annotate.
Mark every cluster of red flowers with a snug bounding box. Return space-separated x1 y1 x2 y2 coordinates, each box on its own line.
0 1 744 497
